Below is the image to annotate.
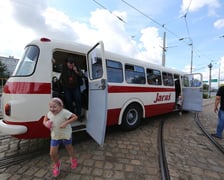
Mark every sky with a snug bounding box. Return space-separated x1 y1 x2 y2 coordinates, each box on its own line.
0 0 224 85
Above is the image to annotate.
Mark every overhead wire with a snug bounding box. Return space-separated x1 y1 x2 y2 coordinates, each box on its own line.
121 0 217 72
181 0 192 38
92 0 215 71
120 0 181 39
92 0 126 23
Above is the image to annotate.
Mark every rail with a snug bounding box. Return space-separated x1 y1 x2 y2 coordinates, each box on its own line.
158 119 170 180
194 113 224 154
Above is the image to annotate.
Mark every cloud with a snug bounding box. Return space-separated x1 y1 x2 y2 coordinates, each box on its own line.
180 0 220 14
0 0 36 57
136 27 162 64
214 19 224 29
10 0 47 31
0 1 162 64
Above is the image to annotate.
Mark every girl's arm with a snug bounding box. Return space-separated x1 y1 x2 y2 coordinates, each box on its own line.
43 115 52 129
60 114 78 128
43 115 48 125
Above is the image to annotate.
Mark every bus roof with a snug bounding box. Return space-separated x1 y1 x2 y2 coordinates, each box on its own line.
29 37 185 75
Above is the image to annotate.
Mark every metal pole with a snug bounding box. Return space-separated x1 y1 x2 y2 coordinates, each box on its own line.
208 63 213 98
179 37 193 73
162 32 166 67
218 63 220 88
190 43 193 73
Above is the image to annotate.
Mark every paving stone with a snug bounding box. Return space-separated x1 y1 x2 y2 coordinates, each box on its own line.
1 98 224 179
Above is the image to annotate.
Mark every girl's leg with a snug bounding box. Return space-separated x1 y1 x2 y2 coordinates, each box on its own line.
65 144 75 159
50 144 61 177
50 145 59 164
65 144 78 169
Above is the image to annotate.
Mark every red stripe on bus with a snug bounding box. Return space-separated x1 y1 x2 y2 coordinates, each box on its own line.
3 82 51 94
4 117 50 139
108 85 174 93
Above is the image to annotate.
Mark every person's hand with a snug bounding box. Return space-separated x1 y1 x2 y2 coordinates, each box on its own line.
73 66 78 73
44 120 53 129
214 107 218 113
60 121 68 128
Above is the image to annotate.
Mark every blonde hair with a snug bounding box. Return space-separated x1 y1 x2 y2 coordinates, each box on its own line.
51 97 64 107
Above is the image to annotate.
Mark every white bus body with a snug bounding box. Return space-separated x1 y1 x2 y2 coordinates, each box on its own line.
0 38 203 145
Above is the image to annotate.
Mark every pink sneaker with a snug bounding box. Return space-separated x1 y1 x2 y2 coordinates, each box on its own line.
71 158 78 169
53 161 61 177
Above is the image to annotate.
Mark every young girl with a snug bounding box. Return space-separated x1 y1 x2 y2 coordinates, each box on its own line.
43 97 78 177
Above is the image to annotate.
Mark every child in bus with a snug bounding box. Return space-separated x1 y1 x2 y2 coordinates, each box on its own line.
43 97 78 177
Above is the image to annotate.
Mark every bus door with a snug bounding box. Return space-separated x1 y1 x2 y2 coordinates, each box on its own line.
86 41 108 146
182 73 203 112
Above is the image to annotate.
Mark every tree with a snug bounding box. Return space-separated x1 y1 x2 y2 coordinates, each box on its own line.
203 83 209 91
0 61 8 78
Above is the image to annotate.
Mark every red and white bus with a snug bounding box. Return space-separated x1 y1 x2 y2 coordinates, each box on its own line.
0 38 203 145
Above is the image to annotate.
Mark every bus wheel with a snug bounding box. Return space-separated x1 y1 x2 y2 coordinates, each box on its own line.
121 104 142 131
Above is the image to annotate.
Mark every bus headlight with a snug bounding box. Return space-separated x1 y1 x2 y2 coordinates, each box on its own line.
5 103 11 116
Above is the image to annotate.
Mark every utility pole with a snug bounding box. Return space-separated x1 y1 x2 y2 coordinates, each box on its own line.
179 37 193 73
162 32 166 66
208 63 213 98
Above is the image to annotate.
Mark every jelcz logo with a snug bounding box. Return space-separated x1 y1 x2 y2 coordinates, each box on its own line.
153 93 171 103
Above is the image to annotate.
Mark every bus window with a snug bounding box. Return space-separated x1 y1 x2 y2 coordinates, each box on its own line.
146 68 162 85
91 57 102 79
174 74 180 80
162 72 174 86
125 64 146 84
183 74 202 87
183 76 190 87
106 60 123 83
13 45 39 76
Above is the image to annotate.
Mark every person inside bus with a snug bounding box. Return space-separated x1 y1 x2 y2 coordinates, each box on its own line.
175 79 182 110
59 56 83 120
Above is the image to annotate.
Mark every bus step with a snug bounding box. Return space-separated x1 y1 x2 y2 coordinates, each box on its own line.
72 125 86 132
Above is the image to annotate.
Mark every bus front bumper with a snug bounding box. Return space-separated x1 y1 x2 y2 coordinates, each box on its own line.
0 119 27 135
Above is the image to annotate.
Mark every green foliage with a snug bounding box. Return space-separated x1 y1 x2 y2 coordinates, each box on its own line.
203 93 209 99
0 61 8 78
203 83 209 91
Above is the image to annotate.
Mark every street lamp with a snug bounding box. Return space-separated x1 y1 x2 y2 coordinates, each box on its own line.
179 37 193 73
208 63 213 98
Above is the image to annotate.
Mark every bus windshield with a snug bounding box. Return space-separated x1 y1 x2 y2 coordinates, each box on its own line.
13 45 39 76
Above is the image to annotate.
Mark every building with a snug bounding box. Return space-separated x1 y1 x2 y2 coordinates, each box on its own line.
0 56 19 76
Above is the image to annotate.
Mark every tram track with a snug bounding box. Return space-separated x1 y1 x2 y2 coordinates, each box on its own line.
194 112 224 154
158 119 170 180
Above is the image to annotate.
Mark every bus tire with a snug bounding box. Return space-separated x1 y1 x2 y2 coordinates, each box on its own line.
121 103 142 131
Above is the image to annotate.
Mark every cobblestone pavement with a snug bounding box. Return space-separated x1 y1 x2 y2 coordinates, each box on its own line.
0 98 224 180
164 98 224 180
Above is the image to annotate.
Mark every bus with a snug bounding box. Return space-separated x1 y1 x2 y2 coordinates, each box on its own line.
0 38 203 145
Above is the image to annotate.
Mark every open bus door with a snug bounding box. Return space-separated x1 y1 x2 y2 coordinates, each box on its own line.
182 73 203 112
86 41 108 146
